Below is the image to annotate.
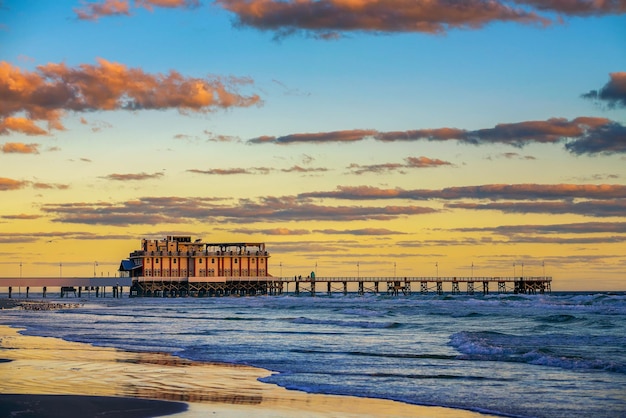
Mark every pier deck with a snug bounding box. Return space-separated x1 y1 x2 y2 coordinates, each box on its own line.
129 275 551 297
0 275 551 298
0 277 132 299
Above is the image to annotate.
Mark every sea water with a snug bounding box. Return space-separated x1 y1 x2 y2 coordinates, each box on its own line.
1 292 625 417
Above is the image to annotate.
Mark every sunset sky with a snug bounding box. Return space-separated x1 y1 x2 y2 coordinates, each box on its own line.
1 0 625 290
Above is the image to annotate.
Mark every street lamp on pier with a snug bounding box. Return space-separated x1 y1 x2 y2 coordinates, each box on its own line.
357 262 360 279
394 262 396 278
436 262 438 279
94 261 98 277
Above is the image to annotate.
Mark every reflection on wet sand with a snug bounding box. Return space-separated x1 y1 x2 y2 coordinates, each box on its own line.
0 325 495 417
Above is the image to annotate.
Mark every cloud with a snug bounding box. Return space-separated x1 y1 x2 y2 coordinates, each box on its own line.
40 195 437 225
488 152 536 160
0 213 41 220
0 59 261 136
0 231 132 244
0 117 49 136
1 142 40 154
447 200 626 217
188 165 326 175
0 177 30 191
582 72 626 108
313 228 406 235
0 177 69 191
74 0 131 20
217 0 551 39
456 221 626 235
346 156 451 175
102 172 165 181
281 165 328 173
74 0 199 20
188 167 272 175
249 129 377 144
203 130 241 143
229 227 311 235
516 0 626 16
300 183 626 201
564 121 626 155
405 156 453 168
248 117 625 154
347 162 405 175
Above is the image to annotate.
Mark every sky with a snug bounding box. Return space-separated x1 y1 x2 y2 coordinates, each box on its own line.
1 0 625 290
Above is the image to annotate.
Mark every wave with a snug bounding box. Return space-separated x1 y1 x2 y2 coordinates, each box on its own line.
291 316 401 329
290 348 457 360
535 314 583 324
449 331 626 374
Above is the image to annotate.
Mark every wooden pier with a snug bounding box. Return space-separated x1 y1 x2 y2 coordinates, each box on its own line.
0 275 551 299
126 275 551 297
0 277 132 299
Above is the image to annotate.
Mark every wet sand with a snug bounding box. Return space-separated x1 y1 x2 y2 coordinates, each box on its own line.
0 317 497 417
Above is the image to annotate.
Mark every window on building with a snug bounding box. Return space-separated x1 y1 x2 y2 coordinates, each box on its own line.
173 259 177 264
156 259 159 264
235 259 238 264
199 259 203 264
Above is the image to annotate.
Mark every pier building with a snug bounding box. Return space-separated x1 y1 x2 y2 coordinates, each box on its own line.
119 236 274 297
0 236 552 298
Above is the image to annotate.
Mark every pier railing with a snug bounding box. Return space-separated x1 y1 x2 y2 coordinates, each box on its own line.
1 275 552 298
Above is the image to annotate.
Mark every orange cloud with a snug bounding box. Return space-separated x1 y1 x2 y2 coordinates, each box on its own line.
74 0 131 20
0 213 41 220
0 117 49 136
404 156 451 168
0 177 29 191
0 177 70 191
1 142 40 154
0 59 261 136
249 117 626 154
74 0 199 20
217 0 551 38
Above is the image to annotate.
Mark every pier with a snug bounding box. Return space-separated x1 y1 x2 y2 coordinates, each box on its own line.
127 275 551 297
0 277 132 299
0 275 551 299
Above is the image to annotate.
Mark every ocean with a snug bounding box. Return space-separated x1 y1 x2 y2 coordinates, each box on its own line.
1 292 625 417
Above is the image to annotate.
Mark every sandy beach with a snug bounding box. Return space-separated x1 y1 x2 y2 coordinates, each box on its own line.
0 302 497 418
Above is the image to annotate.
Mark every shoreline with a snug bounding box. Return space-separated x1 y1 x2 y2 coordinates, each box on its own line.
0 318 499 417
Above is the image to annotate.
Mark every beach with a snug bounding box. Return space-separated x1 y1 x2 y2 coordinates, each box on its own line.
0 303 495 418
